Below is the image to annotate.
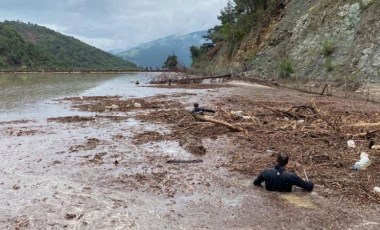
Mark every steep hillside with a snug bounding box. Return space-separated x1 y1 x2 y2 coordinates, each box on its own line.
2 21 137 71
0 24 58 71
115 31 208 68
194 0 380 86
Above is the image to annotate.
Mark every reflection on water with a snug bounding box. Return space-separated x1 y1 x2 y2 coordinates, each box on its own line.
0 72 164 121
279 194 315 208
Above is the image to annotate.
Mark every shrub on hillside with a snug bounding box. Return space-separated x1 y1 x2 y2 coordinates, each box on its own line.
321 40 334 57
278 59 294 79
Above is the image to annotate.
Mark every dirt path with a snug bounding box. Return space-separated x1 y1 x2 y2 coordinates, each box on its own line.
0 81 379 229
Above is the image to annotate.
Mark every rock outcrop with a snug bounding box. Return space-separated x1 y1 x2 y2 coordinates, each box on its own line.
202 0 380 83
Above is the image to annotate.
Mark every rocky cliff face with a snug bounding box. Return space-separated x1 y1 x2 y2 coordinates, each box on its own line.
204 0 379 84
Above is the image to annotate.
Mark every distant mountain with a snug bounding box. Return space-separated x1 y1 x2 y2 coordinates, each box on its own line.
0 20 137 71
115 31 208 68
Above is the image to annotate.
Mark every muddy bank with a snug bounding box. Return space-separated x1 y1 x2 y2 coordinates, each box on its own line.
0 82 379 229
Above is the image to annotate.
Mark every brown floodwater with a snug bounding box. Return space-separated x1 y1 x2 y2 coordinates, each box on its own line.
0 78 379 229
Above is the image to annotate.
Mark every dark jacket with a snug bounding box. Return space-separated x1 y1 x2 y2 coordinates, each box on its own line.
253 165 314 192
191 107 215 115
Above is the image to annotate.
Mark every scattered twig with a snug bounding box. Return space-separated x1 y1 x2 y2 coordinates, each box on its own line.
166 159 203 164
220 108 232 118
320 83 332 96
304 169 309 181
338 195 344 204
290 105 319 115
318 116 342 133
263 106 304 120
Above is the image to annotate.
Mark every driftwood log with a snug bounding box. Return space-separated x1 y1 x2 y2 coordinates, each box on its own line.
192 114 246 132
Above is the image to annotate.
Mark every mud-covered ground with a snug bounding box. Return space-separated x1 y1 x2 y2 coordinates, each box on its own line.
1 81 379 229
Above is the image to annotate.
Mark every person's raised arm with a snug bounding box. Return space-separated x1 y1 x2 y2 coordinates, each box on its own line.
253 171 265 186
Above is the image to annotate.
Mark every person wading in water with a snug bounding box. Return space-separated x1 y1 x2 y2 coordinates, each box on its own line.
254 152 314 192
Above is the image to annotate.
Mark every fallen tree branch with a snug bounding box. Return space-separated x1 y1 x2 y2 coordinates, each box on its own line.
290 105 319 114
150 72 231 84
253 113 276 117
318 116 342 133
220 108 232 118
192 114 246 132
320 83 332 96
349 129 380 138
262 104 342 133
345 122 380 127
263 106 305 120
166 159 203 164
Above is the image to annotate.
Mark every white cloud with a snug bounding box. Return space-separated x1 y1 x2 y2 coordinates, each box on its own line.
0 0 229 50
39 23 68 34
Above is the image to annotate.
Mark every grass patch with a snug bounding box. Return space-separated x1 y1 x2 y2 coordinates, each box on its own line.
324 58 334 72
335 74 362 91
278 59 295 79
321 40 334 57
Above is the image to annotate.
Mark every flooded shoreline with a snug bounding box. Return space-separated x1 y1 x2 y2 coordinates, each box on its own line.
0 77 379 229
0 72 174 122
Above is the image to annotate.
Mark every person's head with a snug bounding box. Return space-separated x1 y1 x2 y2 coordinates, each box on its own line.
193 103 199 108
276 152 289 167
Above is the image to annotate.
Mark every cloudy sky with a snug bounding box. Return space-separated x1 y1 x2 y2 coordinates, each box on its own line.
0 0 229 51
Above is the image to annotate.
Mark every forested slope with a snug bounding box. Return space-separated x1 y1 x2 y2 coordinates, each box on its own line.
0 23 58 71
0 21 137 71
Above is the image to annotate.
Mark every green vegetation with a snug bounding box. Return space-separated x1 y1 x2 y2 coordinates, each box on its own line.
208 0 271 44
320 40 335 72
0 20 137 71
190 44 214 63
321 40 334 57
336 74 362 91
191 0 284 66
190 45 202 61
278 59 294 79
324 58 334 72
162 53 179 70
0 24 58 71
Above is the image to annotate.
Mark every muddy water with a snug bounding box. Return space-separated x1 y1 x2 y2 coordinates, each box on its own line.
0 79 379 229
0 72 180 122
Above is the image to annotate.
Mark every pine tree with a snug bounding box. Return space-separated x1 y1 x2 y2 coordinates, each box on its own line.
162 53 178 70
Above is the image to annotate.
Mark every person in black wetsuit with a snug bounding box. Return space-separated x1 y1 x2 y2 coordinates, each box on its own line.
253 152 314 192
191 103 216 115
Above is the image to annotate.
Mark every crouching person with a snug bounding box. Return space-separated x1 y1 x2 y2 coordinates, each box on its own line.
191 103 215 115
254 152 314 192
